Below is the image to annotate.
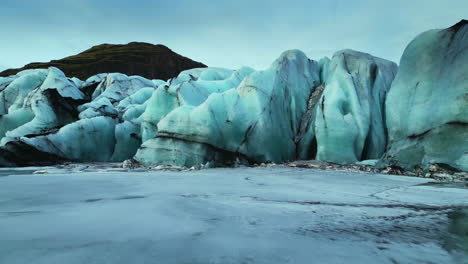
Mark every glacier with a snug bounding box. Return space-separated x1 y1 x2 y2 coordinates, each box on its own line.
313 50 397 164
0 21 466 172
380 20 468 171
0 48 397 168
136 50 322 166
135 49 397 167
0 68 161 165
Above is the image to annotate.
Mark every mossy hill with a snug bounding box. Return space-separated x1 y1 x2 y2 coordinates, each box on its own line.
0 42 206 80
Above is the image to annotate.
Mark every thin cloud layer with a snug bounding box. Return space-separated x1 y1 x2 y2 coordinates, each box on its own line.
1 0 466 72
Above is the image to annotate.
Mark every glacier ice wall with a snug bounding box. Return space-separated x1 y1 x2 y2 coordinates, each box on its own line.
0 48 400 167
313 50 397 164
0 68 161 165
5 28 464 171
135 50 322 166
135 49 397 167
140 67 254 143
0 67 84 146
381 20 468 171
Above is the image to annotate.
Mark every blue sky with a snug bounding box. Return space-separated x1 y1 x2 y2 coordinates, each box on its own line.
0 0 466 72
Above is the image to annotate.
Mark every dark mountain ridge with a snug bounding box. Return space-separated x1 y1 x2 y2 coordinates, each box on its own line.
0 42 206 80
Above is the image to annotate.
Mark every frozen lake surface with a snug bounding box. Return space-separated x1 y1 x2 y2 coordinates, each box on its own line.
0 166 467 263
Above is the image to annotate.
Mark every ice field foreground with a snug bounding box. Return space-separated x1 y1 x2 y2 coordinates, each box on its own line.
0 166 467 264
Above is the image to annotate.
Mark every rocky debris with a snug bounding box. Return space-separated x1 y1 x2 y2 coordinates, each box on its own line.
122 158 141 169
20 159 465 184
286 160 468 182
421 164 468 182
287 160 382 174
152 165 186 170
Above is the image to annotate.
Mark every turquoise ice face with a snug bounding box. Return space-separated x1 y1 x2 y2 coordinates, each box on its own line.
135 50 323 166
0 49 398 167
0 68 163 165
135 49 398 167
314 50 397 164
382 20 468 171
0 67 83 147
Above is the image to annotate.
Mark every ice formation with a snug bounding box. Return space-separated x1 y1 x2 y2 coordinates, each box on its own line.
136 50 322 166
312 50 397 164
381 20 468 171
0 21 466 170
0 68 161 165
134 49 397 167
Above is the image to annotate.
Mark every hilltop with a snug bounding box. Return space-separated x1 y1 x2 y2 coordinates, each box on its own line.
0 42 206 80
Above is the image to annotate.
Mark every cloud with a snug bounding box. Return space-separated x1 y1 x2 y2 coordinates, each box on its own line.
1 0 467 72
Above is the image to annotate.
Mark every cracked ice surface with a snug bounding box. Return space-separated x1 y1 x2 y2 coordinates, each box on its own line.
0 167 466 264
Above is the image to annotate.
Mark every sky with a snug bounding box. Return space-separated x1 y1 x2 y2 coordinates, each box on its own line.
0 0 466 72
